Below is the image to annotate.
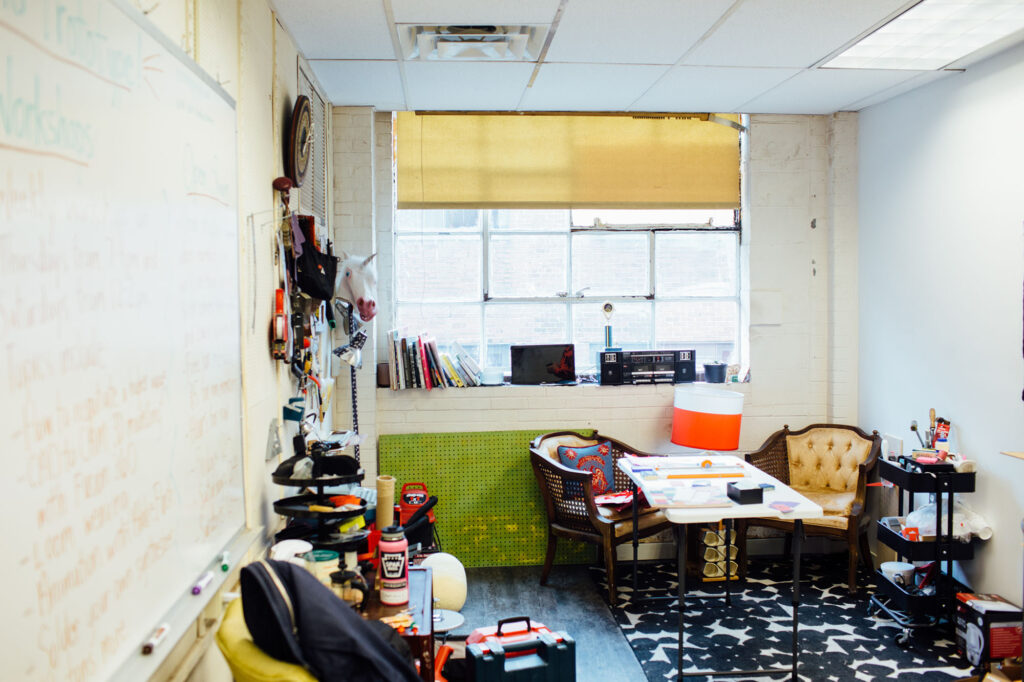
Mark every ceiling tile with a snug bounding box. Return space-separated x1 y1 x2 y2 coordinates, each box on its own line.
545 0 733 64
682 0 912 68
274 0 395 59
310 61 406 110
520 63 670 110
403 61 535 110
390 0 562 25
631 66 800 112
739 68 929 114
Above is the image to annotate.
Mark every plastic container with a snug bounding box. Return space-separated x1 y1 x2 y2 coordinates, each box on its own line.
304 549 339 585
671 385 744 450
703 362 727 383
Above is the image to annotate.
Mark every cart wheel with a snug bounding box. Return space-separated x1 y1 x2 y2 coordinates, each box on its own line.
895 631 912 648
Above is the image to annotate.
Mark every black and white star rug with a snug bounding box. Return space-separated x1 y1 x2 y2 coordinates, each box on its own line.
592 559 974 681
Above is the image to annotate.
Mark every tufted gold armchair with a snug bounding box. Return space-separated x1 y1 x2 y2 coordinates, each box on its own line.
737 423 881 593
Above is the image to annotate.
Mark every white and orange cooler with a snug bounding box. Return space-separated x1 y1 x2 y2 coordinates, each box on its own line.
671 385 744 450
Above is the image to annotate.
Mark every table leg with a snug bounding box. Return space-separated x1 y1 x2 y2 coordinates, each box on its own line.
677 523 687 679
724 518 733 606
631 480 639 596
791 519 803 681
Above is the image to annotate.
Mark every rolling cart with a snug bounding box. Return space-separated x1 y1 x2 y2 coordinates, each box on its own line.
868 456 976 646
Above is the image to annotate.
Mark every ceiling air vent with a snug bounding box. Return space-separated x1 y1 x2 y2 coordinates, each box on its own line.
397 25 548 61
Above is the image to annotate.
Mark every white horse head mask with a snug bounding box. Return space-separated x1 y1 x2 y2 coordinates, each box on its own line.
335 251 378 322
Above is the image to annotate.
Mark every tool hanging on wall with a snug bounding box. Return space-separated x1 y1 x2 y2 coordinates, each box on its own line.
272 288 288 360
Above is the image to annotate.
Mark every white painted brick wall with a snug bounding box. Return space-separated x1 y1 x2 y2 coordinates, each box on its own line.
331 107 380 478
333 112 862 467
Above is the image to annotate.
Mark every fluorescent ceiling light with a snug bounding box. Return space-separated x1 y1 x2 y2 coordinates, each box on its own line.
822 0 1024 70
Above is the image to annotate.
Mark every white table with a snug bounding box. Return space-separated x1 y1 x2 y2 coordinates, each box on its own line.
618 454 823 681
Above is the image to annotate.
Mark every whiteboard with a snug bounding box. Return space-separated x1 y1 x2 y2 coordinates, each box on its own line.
0 1 245 680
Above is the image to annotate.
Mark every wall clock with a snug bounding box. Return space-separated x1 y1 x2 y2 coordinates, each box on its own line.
287 95 312 188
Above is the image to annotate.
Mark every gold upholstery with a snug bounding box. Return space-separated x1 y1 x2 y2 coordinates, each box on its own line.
535 434 598 461
739 423 881 594
786 429 873 497
530 430 671 604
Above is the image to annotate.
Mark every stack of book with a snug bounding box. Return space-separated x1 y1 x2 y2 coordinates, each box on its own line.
386 331 483 390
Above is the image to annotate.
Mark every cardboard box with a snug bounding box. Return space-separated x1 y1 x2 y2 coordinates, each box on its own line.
955 593 1023 667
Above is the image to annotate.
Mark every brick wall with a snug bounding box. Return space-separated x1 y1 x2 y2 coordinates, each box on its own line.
332 112 862 469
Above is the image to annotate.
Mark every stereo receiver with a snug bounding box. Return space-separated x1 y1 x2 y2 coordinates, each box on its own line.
598 349 696 385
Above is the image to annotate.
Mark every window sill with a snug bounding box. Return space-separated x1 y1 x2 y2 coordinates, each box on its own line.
375 381 749 397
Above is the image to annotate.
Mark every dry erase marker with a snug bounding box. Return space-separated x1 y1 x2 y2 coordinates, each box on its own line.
219 551 230 572
142 623 170 654
192 571 214 595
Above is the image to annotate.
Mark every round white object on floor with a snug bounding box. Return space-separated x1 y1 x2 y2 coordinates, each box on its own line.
432 608 465 632
421 552 467 611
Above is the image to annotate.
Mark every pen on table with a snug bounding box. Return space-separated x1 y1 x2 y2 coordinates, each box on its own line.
192 571 215 595
141 623 171 655
219 551 230 572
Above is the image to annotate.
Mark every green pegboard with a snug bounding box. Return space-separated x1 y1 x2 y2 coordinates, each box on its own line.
379 430 594 568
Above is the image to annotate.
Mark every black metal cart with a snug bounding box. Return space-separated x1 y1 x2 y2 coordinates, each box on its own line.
868 456 976 646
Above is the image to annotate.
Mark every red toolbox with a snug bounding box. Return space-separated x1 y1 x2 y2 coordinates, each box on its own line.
466 617 575 681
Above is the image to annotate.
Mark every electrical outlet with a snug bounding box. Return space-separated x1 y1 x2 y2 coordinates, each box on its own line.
883 433 903 461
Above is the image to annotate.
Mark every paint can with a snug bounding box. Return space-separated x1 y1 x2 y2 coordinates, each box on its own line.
379 526 409 605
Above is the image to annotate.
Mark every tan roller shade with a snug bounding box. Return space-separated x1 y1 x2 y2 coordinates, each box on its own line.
395 112 741 209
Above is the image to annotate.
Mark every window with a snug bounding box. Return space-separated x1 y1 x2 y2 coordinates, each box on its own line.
393 209 741 376
297 66 328 227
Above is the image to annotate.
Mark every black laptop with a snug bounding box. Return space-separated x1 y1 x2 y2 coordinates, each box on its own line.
510 344 576 385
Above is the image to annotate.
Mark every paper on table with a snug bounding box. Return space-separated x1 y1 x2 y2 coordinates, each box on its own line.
646 481 733 508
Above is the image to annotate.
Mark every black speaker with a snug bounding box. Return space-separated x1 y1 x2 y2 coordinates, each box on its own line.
599 351 623 385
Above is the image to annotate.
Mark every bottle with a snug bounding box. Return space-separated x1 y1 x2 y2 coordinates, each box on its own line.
379 525 409 605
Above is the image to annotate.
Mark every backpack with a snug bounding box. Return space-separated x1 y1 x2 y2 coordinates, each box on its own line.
240 559 420 682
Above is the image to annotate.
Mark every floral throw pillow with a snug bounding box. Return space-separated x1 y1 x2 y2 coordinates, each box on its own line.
557 441 615 495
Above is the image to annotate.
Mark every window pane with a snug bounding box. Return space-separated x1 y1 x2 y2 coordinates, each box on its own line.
395 303 482 361
484 303 568 370
572 208 735 227
489 209 570 232
489 234 568 297
396 235 481 301
572 232 648 296
655 301 738 366
395 209 481 233
572 301 652 372
656 232 737 296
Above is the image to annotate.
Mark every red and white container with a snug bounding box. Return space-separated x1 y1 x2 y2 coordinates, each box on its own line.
671 385 744 450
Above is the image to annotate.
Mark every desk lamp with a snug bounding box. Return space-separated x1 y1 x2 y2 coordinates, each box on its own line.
670 384 744 451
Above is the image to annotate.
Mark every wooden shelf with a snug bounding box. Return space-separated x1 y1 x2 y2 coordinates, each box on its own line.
1000 451 1024 460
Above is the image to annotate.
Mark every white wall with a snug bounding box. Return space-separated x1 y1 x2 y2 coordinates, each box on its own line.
859 43 1024 603
332 112 864 457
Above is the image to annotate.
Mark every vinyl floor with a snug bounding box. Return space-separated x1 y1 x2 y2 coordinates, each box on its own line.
445 564 645 680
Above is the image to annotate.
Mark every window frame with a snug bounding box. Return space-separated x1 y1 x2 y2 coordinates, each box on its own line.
393 209 743 376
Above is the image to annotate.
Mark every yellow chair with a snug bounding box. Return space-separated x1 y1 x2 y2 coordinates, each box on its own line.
216 598 316 682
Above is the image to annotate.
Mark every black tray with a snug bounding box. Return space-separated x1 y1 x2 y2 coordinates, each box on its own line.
878 459 975 493
271 470 364 487
309 529 370 552
274 493 367 520
876 517 975 561
873 571 938 616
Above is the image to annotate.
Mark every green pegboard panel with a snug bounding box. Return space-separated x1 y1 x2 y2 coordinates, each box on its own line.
379 430 594 568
